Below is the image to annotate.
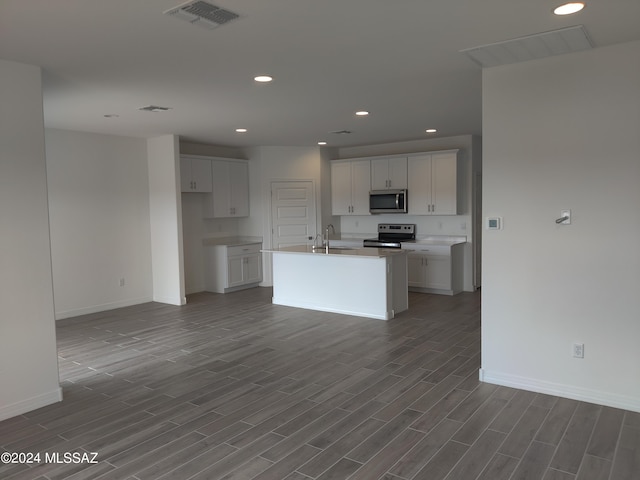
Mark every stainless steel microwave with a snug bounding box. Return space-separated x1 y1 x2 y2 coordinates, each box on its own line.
369 189 408 214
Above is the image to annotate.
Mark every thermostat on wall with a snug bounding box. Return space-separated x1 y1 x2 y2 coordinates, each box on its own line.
486 216 502 230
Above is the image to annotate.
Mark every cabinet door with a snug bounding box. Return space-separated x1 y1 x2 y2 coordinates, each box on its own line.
350 160 371 215
431 152 457 215
407 155 433 214
228 161 249 216
244 254 262 284
209 160 231 217
371 158 407 190
407 253 427 288
388 157 407 189
190 158 212 193
371 159 390 190
180 158 193 192
331 162 353 215
227 255 245 288
424 255 451 290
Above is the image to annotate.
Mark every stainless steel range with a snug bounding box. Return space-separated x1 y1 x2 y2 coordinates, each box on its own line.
363 223 416 248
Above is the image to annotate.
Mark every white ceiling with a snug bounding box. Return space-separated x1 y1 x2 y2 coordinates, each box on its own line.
1 1 639 149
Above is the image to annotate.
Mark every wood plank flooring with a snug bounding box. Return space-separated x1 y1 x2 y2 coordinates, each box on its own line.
1 288 639 480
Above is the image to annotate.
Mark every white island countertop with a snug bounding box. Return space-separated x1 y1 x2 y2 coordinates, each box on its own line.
261 245 406 258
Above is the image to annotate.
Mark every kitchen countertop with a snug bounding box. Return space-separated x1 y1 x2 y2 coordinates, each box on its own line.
202 236 263 247
262 245 407 258
413 235 467 246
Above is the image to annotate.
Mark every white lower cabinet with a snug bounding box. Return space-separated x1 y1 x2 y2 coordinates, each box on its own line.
407 244 463 295
204 243 262 293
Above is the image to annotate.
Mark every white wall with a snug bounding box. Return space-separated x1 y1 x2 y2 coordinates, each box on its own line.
147 135 186 305
481 41 640 412
336 135 480 291
0 59 61 420
46 129 153 318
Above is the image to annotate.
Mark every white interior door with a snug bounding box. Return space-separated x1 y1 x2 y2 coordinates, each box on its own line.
271 181 317 249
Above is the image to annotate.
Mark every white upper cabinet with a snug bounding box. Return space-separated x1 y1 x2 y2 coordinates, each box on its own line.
408 150 458 215
180 156 213 193
204 159 249 218
331 159 371 215
371 157 407 190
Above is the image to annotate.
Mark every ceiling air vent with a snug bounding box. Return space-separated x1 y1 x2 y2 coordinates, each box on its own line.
329 130 352 135
460 25 593 68
164 1 240 30
139 105 172 112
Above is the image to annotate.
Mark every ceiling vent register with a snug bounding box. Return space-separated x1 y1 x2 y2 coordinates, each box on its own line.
460 25 593 68
139 105 172 112
164 0 240 29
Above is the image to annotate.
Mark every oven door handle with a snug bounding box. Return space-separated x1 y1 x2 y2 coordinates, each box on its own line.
395 193 400 209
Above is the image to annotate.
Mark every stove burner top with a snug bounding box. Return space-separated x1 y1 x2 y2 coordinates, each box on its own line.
363 223 416 249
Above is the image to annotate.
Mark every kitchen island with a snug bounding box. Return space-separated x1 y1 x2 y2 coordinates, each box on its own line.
262 245 408 320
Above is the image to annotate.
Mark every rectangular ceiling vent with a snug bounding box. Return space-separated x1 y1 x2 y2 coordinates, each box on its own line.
139 105 172 112
460 25 593 68
164 1 240 30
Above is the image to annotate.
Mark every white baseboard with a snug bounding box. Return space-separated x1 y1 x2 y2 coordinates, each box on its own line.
479 369 640 413
0 387 63 422
153 295 187 306
55 296 154 320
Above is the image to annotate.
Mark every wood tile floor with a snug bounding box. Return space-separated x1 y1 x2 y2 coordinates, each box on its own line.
1 288 638 480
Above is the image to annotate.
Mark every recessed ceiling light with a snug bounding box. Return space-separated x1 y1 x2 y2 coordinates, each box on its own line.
426 128 437 133
254 75 273 83
235 128 247 133
553 2 585 15
317 141 327 145
355 111 369 116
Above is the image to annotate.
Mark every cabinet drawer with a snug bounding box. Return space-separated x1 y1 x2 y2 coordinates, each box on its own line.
227 243 261 257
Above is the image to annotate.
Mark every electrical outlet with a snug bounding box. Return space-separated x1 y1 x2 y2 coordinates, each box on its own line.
119 278 125 287
573 343 584 358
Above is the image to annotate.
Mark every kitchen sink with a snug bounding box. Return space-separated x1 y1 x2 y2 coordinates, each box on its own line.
311 246 357 253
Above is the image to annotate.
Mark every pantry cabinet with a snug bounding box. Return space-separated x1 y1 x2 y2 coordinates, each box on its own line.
370 157 407 190
180 156 213 192
331 159 371 215
204 160 249 218
204 242 262 293
408 150 458 215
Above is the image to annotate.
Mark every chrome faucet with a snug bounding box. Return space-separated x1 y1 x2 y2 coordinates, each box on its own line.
313 233 323 249
324 224 335 251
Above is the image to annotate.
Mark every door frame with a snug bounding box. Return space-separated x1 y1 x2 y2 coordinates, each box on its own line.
264 179 318 285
